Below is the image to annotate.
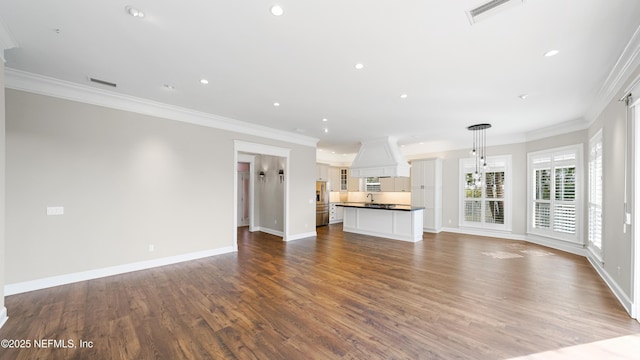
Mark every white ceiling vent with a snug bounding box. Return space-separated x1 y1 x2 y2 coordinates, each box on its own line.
466 0 524 25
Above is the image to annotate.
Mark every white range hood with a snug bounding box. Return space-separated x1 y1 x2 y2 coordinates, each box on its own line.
350 137 410 178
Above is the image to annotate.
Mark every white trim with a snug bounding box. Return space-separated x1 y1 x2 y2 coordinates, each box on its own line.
524 118 591 143
525 234 587 257
234 140 292 245
256 227 284 238
4 247 234 296
441 227 526 241
285 231 317 241
5 69 318 148
587 256 634 316
0 307 7 329
527 144 584 244
0 19 17 62
238 154 257 233
634 101 640 320
459 155 513 232
587 24 640 124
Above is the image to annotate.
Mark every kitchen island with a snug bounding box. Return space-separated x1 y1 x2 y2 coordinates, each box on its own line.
337 203 424 242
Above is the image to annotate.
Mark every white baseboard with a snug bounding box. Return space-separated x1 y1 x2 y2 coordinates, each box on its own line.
424 227 442 234
286 231 317 242
441 227 526 241
586 255 633 316
0 307 7 329
524 234 586 256
4 246 235 296
256 227 284 238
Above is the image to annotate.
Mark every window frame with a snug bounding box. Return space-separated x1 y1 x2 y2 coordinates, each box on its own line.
527 144 583 243
588 130 603 260
459 155 512 231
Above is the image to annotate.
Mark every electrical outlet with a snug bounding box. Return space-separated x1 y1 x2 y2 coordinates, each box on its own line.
46 206 64 216
149 244 155 252
617 266 621 275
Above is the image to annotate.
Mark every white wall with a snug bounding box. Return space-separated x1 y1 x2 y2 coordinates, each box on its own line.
4 89 316 286
587 65 640 302
257 154 285 233
408 141 528 236
0 60 7 326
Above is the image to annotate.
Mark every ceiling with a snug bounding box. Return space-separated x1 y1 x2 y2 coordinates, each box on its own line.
1 0 640 161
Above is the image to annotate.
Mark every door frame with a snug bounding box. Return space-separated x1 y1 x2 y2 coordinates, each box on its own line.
237 155 255 230
233 140 290 250
633 102 639 321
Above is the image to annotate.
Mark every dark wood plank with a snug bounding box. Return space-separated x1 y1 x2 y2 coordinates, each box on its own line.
1 226 639 359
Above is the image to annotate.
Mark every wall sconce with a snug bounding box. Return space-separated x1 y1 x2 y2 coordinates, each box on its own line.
259 171 265 182
279 169 284 183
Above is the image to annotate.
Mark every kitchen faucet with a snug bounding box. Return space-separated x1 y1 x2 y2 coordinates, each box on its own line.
367 193 374 202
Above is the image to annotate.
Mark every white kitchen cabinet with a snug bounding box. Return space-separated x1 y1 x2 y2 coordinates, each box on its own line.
316 163 329 181
339 168 348 191
379 177 395 192
380 177 410 192
347 169 361 191
329 203 344 223
411 158 442 232
328 167 340 192
395 177 411 192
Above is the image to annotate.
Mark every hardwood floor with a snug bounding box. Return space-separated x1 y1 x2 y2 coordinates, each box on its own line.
1 225 639 359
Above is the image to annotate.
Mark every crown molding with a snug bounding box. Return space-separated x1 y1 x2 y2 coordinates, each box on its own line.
586 24 640 124
5 68 319 148
524 117 589 142
0 18 17 62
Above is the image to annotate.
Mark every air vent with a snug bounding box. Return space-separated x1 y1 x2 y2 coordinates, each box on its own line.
466 0 524 24
88 77 117 88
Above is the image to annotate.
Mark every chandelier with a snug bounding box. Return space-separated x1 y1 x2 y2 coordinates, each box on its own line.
467 123 491 188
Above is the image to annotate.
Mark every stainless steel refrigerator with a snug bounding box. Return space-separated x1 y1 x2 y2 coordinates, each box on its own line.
316 181 329 226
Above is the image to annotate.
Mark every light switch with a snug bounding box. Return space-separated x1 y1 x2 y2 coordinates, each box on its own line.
46 206 64 216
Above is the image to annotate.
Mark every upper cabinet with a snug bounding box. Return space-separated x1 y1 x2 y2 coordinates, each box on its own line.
380 177 410 192
316 163 329 181
347 169 360 191
328 167 340 191
329 167 349 192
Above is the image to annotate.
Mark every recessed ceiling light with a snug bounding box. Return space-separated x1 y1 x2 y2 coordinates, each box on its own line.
322 118 328 122
273 102 280 107
125 6 145 18
270 5 284 16
200 79 209 85
544 49 559 57
355 63 364 70
323 128 329 133
400 94 408 99
518 94 529 100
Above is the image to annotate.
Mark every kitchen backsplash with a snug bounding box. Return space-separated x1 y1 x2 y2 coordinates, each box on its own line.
329 191 411 205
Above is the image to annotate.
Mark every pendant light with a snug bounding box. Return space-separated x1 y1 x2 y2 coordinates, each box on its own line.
467 123 492 188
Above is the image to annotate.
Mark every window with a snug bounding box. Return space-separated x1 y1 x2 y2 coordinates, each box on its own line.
460 155 511 230
365 177 380 192
528 145 582 243
588 130 603 258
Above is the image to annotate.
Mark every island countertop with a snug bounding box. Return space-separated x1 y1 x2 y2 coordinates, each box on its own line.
336 202 425 212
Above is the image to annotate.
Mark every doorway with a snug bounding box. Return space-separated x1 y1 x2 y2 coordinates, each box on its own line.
237 162 250 227
234 141 290 251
